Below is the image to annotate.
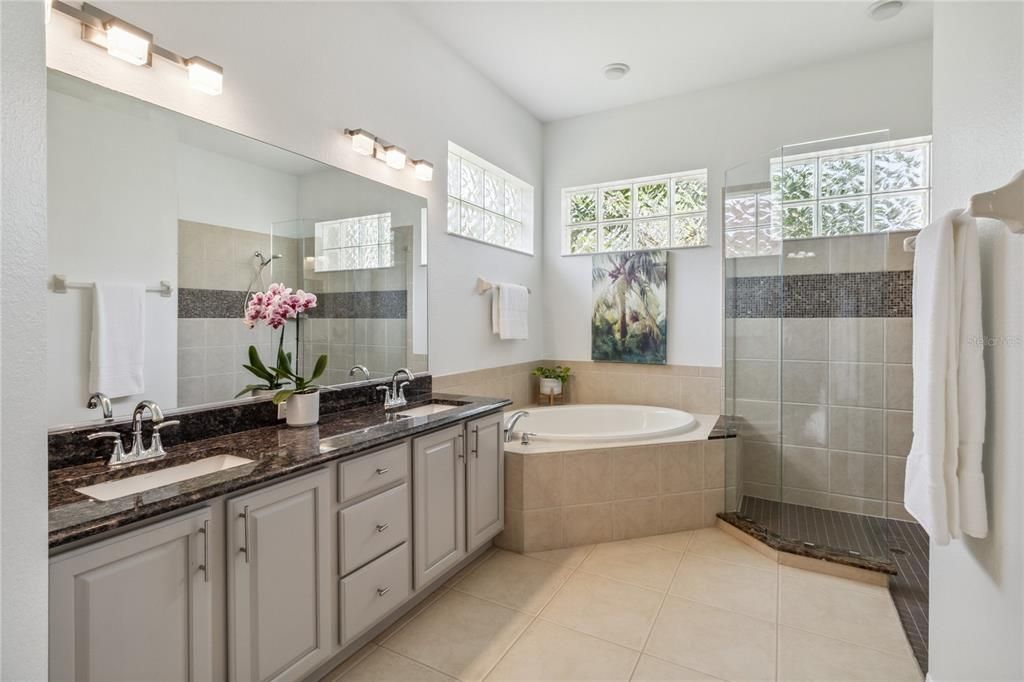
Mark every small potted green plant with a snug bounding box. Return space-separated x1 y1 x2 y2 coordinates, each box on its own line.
532 365 571 396
271 347 328 427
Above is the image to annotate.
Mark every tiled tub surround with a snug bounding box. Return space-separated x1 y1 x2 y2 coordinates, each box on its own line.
497 438 730 553
727 232 916 524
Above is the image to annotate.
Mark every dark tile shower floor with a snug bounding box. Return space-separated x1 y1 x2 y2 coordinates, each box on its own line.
738 496 930 673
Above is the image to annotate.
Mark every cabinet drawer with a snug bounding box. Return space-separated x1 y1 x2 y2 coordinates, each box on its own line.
338 442 409 503
339 483 410 574
340 543 411 645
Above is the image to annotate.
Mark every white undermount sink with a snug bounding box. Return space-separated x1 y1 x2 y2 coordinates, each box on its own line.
396 403 459 418
75 454 255 502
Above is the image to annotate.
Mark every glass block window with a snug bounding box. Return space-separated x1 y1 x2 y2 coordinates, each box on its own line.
314 213 392 271
446 142 533 254
562 170 708 255
725 136 932 258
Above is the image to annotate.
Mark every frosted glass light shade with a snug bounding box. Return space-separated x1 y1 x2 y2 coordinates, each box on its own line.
350 129 375 156
186 57 223 96
104 19 151 66
384 145 407 170
414 160 434 182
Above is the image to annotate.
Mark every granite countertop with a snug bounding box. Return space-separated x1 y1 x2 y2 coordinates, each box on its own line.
49 393 510 549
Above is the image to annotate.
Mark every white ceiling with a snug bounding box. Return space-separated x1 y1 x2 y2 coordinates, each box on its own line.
404 1 933 122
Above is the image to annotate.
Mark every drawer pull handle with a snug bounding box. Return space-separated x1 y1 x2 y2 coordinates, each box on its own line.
239 506 250 564
375 466 391 475
376 522 390 533
198 520 210 583
377 586 391 597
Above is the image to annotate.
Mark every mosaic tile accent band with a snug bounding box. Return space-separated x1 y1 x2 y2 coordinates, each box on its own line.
178 288 407 319
726 270 913 318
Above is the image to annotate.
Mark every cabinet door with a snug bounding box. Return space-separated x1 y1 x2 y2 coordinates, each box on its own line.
228 469 330 682
466 412 505 552
49 508 214 682
413 425 466 589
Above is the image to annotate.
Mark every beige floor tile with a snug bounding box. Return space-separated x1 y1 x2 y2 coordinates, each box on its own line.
339 646 456 681
383 590 532 681
634 530 694 553
454 550 572 614
443 548 498 590
645 597 776 682
670 554 778 622
688 528 778 570
486 620 639 681
374 586 450 644
631 655 721 681
580 540 682 591
324 643 378 680
779 564 888 595
540 571 664 650
778 626 922 681
779 568 910 655
525 544 594 569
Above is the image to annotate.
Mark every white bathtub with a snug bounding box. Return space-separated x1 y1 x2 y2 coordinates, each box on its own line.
507 404 698 445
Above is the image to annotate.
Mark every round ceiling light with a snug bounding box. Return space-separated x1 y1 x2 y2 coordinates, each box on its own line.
868 0 904 21
603 63 631 81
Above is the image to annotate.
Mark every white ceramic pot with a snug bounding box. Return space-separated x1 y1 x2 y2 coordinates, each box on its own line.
286 390 320 427
539 377 563 396
251 388 278 398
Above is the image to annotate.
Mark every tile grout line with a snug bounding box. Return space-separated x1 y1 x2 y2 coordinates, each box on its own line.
628 533 691 681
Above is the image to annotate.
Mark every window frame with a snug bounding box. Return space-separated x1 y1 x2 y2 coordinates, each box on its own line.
313 212 394 272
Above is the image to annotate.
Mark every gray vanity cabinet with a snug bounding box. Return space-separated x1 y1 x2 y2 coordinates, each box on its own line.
412 424 467 588
466 412 505 552
49 507 214 682
227 468 331 682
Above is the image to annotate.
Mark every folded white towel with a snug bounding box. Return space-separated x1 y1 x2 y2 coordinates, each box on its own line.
906 209 988 544
89 283 146 398
491 283 529 340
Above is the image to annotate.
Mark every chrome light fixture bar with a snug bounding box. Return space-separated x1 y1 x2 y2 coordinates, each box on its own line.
344 128 433 182
51 1 224 95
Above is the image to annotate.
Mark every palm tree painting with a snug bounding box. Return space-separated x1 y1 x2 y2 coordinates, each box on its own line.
592 250 668 364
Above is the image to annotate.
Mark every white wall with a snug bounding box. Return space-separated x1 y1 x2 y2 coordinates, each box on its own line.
543 41 933 367
46 1 546 376
929 3 1024 679
0 1 49 678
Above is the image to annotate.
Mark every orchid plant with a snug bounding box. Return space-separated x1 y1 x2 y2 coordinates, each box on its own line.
236 283 327 404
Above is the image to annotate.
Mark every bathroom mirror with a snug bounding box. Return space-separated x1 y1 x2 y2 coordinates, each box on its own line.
46 70 428 428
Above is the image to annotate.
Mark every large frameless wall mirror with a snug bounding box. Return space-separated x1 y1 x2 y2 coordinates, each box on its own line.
47 70 428 428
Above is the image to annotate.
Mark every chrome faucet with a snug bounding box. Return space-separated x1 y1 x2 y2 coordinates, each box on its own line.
87 392 113 420
88 400 179 466
349 365 371 381
505 410 530 442
376 368 415 410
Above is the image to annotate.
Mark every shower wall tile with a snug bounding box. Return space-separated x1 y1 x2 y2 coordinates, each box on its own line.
781 238 830 275
734 360 779 401
829 494 885 517
829 451 885 498
829 233 887 273
829 318 884 362
885 364 914 410
781 403 828 448
828 406 885 454
781 361 828 404
782 445 829 491
733 318 780 360
781 487 830 509
829 362 884 408
886 410 914 457
781 319 829 361
742 440 781 485
886 456 907 502
733 399 780 442
885 318 914 363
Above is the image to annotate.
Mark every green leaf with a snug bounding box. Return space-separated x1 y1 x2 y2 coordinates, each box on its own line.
272 389 295 405
309 355 328 382
248 346 268 374
241 364 275 383
234 384 271 398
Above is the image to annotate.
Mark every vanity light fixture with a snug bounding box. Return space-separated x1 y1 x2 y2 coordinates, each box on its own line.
50 1 224 95
343 127 433 181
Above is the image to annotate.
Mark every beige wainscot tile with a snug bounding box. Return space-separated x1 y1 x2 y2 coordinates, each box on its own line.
678 376 722 414
630 654 721 681
689 527 778 570
504 453 523 511
779 566 911 655
524 544 594 569
611 447 661 500
494 509 523 553
563 502 613 546
382 590 532 681
522 453 563 510
579 539 681 591
703 440 726 488
540 570 664 650
778 626 922 681
454 550 572 615
702 489 725 527
670 553 778 622
337 646 455 681
521 508 564 553
612 497 662 541
486 620 639 681
659 492 703 533
645 597 776 682
634 530 694 553
659 442 704 493
562 449 613 505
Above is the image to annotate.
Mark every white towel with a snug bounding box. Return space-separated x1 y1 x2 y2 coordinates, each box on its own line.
89 283 146 398
491 283 529 340
905 210 987 544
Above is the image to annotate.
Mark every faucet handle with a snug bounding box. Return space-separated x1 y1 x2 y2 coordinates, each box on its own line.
88 431 127 465
153 420 180 432
149 420 180 458
398 381 410 400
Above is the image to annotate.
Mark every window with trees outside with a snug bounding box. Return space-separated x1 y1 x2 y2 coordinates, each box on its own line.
446 142 534 254
725 136 932 258
562 170 709 255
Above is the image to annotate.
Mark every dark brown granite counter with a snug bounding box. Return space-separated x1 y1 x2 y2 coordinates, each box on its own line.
49 393 510 550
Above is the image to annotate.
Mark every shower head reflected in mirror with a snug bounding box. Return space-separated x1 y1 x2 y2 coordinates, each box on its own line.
254 251 283 268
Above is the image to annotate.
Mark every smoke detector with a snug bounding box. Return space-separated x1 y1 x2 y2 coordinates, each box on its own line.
603 63 631 81
868 0 904 21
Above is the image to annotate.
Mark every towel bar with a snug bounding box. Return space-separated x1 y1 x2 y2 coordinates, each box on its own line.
476 277 531 295
51 275 173 297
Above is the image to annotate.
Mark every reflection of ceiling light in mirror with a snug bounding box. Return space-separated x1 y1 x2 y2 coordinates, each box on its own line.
414 160 434 182
384 145 407 170
603 63 630 80
348 129 376 156
104 18 152 65
186 57 223 95
868 0 903 20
